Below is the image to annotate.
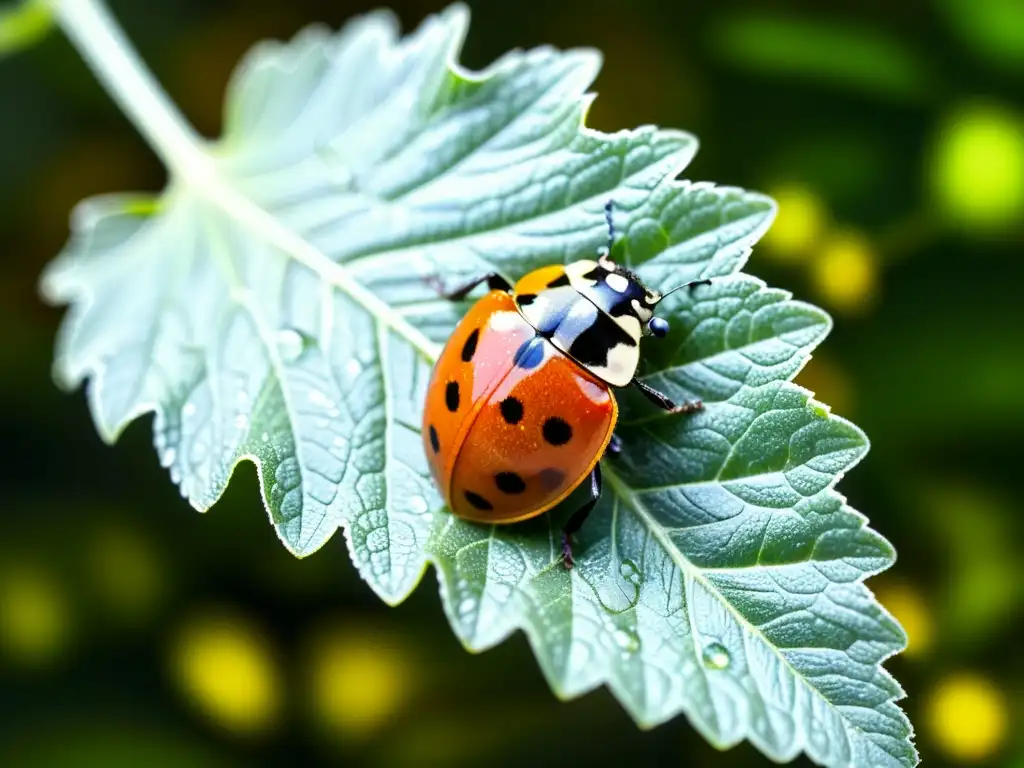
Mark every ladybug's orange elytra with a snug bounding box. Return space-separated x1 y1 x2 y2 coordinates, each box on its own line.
422 201 708 568
423 290 617 525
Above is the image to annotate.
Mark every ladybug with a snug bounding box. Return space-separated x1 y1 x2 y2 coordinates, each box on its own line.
422 201 708 568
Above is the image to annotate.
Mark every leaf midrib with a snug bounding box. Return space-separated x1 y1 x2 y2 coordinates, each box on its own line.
602 463 866 753
188 151 443 364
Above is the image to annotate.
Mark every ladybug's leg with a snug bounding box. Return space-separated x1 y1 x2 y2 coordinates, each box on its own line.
561 463 602 569
442 273 513 301
606 433 623 456
632 378 704 416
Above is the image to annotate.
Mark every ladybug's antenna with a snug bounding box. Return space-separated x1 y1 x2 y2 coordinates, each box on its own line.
597 200 617 270
604 199 615 256
657 278 713 302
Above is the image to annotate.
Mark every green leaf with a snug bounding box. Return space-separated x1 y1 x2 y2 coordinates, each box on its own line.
0 0 52 58
39 2 915 765
707 13 934 103
937 0 1024 72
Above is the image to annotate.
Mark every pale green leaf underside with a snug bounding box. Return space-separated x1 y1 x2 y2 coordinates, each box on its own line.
39 4 915 766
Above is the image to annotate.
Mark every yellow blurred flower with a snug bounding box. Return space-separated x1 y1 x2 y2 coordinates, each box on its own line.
870 579 932 657
306 621 414 741
925 672 1009 762
809 229 878 314
170 609 280 736
0 564 70 668
760 183 829 262
928 101 1024 233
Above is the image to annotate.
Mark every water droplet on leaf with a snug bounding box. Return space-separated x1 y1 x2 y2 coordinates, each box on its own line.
275 329 304 362
701 641 731 670
308 390 332 408
613 628 639 653
619 559 640 585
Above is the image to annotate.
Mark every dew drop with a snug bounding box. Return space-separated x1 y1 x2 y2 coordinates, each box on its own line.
619 558 641 585
236 390 248 404
160 447 176 467
409 496 428 514
332 436 345 448
701 642 731 670
182 402 196 418
234 414 249 431
275 329 304 362
308 389 332 408
261 432 270 443
613 629 639 653
458 597 477 616
345 358 362 378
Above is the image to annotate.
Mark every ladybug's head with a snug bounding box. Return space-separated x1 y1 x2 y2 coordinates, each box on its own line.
593 196 711 344
595 251 680 340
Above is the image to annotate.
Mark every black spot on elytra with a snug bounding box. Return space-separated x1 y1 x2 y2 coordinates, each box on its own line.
547 273 571 288
517 293 536 306
500 397 523 425
445 381 460 412
538 467 565 491
494 472 526 494
512 338 545 369
464 490 493 511
461 328 479 362
429 425 439 453
542 417 572 446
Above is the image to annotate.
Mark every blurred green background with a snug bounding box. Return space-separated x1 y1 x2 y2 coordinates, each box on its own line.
1 0 1022 765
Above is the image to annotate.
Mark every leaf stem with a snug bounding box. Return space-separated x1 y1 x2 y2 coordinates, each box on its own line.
46 0 443 362
48 0 209 179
